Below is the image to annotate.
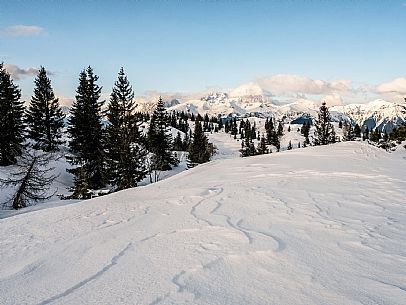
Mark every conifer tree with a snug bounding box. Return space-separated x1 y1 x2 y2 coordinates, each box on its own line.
173 131 184 151
0 150 58 209
147 97 178 171
342 121 354 141
0 63 25 166
363 126 370 140
187 120 211 168
67 67 105 196
314 102 335 145
301 122 310 144
105 68 147 191
354 124 362 138
26 67 65 151
277 121 284 136
256 135 269 155
240 135 256 157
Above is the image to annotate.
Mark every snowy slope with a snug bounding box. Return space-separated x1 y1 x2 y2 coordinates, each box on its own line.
0 142 405 305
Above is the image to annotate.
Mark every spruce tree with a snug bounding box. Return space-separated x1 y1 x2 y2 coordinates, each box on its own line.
277 121 284 136
67 67 105 196
187 120 211 168
105 68 147 191
256 135 269 155
0 63 25 166
342 121 354 141
314 102 335 145
0 150 57 209
354 124 362 138
363 126 370 140
147 97 178 171
301 122 310 144
173 131 184 151
26 67 65 151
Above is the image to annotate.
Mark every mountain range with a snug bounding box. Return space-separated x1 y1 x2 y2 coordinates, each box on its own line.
154 90 406 132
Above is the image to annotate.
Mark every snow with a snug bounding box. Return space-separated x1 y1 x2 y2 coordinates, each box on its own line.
1 142 405 305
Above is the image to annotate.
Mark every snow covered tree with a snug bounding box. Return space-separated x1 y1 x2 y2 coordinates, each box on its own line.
67 67 105 197
187 120 212 168
26 67 65 152
314 102 335 145
105 68 147 191
342 121 354 141
256 135 269 155
0 63 25 166
369 128 381 142
147 97 178 171
0 150 57 209
240 136 256 157
277 121 284 136
173 131 184 151
287 140 293 150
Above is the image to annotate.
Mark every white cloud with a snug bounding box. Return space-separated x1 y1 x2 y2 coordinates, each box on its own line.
256 74 352 96
0 25 44 37
323 94 344 107
4 64 38 80
3 64 56 80
375 77 406 103
376 77 406 94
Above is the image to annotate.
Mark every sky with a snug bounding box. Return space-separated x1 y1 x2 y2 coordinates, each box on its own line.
1 0 406 105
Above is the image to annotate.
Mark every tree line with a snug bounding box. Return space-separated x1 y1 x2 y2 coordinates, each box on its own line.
0 64 213 208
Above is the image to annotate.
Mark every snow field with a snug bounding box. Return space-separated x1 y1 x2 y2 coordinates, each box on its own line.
0 142 405 304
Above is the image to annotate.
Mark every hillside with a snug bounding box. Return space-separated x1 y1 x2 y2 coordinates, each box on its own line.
1 142 405 305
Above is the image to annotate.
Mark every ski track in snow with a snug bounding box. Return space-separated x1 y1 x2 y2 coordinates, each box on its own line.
37 242 133 305
0 142 405 305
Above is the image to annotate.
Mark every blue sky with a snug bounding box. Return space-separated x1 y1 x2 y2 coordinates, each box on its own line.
1 0 405 104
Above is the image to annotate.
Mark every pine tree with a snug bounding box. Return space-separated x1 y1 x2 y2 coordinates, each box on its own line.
67 67 105 196
147 97 178 171
105 68 147 191
0 150 57 209
301 122 311 144
314 102 335 145
173 131 184 151
354 124 361 138
256 135 269 155
363 126 370 140
0 63 25 166
187 120 211 168
342 121 354 141
277 121 284 136
287 140 293 150
240 135 256 157
26 67 65 152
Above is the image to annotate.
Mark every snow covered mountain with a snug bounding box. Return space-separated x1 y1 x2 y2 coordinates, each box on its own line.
155 91 406 131
1 142 405 305
330 99 406 132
